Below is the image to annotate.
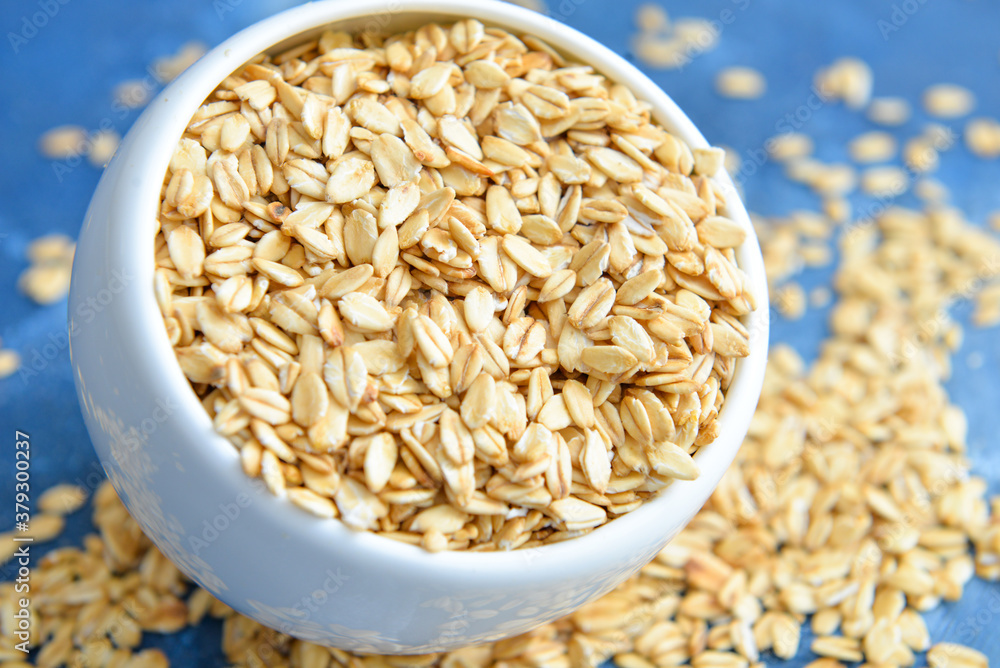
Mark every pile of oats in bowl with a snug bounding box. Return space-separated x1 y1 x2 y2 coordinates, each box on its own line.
153 20 756 551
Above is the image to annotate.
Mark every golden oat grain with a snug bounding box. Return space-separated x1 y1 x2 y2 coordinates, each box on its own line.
915 177 950 202
632 12 721 70
715 67 767 100
773 282 806 320
927 642 990 668
114 79 153 109
152 41 207 83
815 57 873 109
767 133 814 162
0 348 20 380
923 84 976 119
860 165 910 197
866 96 912 126
809 286 832 309
904 136 941 173
847 131 896 164
965 117 1000 158
18 234 75 305
635 4 669 32
38 124 87 159
88 129 121 167
38 484 88 515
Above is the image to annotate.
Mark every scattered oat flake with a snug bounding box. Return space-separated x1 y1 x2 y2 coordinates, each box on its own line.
767 132 814 162
866 96 911 126
153 41 207 83
38 484 89 515
810 163 858 197
801 243 832 267
974 282 1000 327
823 197 850 223
715 66 767 100
809 285 832 308
774 281 806 319
114 79 153 108
785 157 825 185
903 137 939 173
633 35 689 69
673 17 720 51
927 642 989 668
923 122 957 151
635 3 669 31
633 15 719 69
39 124 87 159
27 233 75 264
19 263 73 304
19 234 75 304
915 177 950 202
815 57 873 109
847 131 896 164
965 117 1000 158
0 349 20 379
923 83 976 118
88 129 121 167
860 165 910 197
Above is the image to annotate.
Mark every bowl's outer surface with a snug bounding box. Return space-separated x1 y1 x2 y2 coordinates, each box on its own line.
68 0 769 652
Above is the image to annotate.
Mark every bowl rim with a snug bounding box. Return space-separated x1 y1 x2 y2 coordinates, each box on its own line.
102 0 769 576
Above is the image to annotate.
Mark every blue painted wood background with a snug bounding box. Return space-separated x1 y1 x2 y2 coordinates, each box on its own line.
1 0 998 664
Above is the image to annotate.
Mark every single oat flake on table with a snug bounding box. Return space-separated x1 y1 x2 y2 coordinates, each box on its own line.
714 67 767 100
153 20 756 551
18 233 76 305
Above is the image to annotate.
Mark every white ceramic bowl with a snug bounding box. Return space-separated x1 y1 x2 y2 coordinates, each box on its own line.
69 0 769 654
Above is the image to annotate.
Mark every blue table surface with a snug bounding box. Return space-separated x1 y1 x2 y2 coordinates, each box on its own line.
1 0 999 665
